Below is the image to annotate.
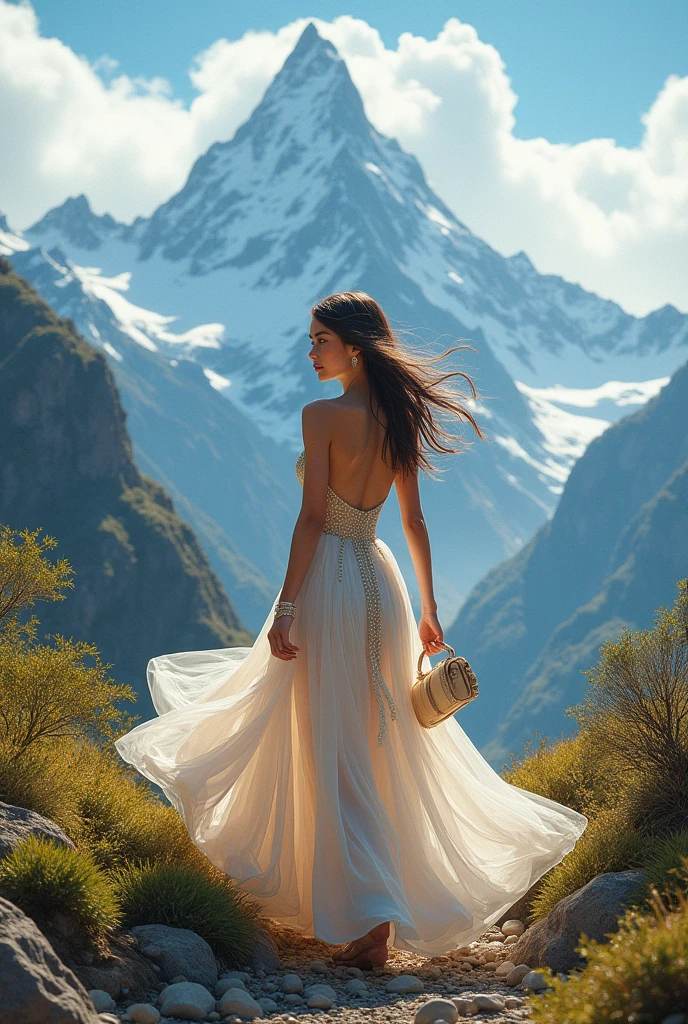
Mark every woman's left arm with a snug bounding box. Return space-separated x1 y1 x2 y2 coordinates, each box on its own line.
267 402 331 662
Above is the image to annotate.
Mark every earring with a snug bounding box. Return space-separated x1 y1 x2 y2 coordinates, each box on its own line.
351 356 358 367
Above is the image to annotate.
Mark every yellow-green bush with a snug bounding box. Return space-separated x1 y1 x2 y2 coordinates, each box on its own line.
502 729 611 818
110 861 262 967
529 890 688 1023
529 803 647 922
0 737 83 838
0 834 122 937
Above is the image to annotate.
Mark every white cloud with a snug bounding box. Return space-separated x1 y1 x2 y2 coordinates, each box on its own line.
1 2 686 317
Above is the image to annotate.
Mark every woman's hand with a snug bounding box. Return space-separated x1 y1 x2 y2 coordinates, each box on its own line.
268 614 299 661
418 610 445 655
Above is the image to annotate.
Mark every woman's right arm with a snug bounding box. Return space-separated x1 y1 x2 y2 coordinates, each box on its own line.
394 467 445 654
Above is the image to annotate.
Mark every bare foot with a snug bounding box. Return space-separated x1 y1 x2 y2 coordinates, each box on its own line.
332 921 391 969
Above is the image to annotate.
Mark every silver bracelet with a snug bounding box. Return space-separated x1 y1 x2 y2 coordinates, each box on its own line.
274 600 296 618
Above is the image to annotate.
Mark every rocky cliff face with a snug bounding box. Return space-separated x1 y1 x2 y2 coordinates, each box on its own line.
447 361 688 766
0 257 253 722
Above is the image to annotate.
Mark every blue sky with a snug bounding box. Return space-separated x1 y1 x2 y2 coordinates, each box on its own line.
2 0 687 315
22 0 687 148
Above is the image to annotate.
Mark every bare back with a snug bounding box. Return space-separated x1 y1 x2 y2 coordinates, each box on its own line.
326 395 396 512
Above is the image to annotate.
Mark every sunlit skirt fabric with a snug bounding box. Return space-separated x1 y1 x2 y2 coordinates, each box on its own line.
115 452 588 955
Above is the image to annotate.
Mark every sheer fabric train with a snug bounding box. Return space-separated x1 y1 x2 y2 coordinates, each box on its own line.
115 450 588 956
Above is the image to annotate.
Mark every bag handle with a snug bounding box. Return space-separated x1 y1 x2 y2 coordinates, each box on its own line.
417 642 456 680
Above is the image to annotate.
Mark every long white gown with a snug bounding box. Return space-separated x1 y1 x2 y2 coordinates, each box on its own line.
114 448 588 956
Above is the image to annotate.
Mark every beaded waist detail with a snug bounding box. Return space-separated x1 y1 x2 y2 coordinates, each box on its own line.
294 447 396 744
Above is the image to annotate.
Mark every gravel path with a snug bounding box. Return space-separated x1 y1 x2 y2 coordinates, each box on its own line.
103 922 539 1023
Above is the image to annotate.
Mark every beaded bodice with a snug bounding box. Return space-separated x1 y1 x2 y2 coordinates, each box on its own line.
295 447 396 746
295 448 385 540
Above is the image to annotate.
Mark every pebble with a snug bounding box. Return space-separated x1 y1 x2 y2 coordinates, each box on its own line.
308 994 334 1009
503 934 519 945
220 970 252 983
282 973 305 993
284 992 306 1005
311 959 329 973
89 991 117 1014
123 1004 161 1024
505 963 532 986
216 977 247 996
414 997 459 1024
494 960 516 977
520 970 550 992
344 979 367 994
344 965 365 978
500 919 525 937
159 980 216 1020
98 1016 120 1024
474 994 506 1011
218 987 265 1018
504 997 523 1009
385 973 425 994
168 975 187 984
257 997 279 1012
305 984 338 1000
452 997 478 1015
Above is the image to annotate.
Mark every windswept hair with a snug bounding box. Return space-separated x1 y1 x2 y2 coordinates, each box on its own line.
310 291 486 480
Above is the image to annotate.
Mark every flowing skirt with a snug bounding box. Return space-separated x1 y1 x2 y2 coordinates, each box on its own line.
114 531 587 956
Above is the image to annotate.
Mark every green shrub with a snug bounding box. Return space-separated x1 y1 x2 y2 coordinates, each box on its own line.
110 861 262 967
0 833 122 937
632 836 688 908
529 890 688 1023
530 803 647 922
569 580 688 836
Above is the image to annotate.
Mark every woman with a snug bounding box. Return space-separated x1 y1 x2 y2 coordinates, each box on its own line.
115 291 587 970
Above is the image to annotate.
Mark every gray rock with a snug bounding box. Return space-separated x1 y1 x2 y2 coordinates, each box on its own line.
130 923 218 988
510 870 645 973
344 978 367 994
385 973 425 994
159 980 216 1020
218 986 265 1018
284 992 305 1005
505 963 532 986
307 994 333 1009
504 996 523 1009
304 983 338 1000
473 994 506 1011
520 970 551 992
451 998 478 1015
310 959 329 974
216 977 248 996
414 997 459 1023
281 972 304 993
0 896 99 1022
220 969 252 983
89 990 116 1013
125 1004 161 1023
0 800 76 859
257 996 279 1012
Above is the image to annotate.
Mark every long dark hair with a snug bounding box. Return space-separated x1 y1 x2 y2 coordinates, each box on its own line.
310 291 486 480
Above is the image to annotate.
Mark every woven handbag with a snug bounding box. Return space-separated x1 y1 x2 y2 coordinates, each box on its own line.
411 642 479 728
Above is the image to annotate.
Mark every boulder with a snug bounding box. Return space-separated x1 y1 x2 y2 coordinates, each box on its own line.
0 895 100 1022
0 800 75 859
510 870 644 973
130 923 218 988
